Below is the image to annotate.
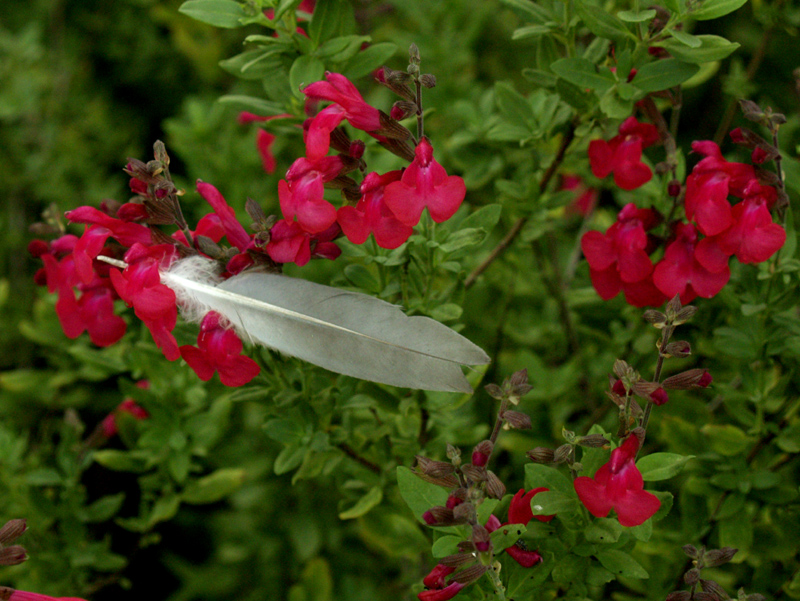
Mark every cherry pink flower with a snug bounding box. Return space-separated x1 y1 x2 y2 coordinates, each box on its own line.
109 243 180 361
196 181 252 251
383 137 466 226
588 117 659 191
502 488 553 567
653 223 730 303
574 435 660 527
266 220 341 267
279 156 345 233
237 112 294 174
684 141 756 236
65 206 152 284
562 175 598 216
180 312 261 387
302 72 382 161
418 582 464 601
172 213 226 248
6 591 87 601
101 397 150 437
337 170 413 249
422 565 456 590
581 203 666 307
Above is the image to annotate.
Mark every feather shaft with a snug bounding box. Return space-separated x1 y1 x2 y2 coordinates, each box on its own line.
161 257 489 392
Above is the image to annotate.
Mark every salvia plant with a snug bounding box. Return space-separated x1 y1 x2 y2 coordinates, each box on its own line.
2 0 800 600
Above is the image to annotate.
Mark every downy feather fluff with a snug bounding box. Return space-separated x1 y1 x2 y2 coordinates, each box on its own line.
161 256 490 392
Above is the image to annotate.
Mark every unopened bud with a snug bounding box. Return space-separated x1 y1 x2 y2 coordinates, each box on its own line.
502 410 532 430
484 383 503 400
485 470 506 499
662 368 707 390
409 43 421 64
420 73 437 88
666 593 692 601
703 547 737 568
526 447 555 463
450 563 488 585
416 455 455 477
461 463 487 483
0 587 15 601
439 553 478 568
577 433 608 448
453 501 475 523
613 359 634 380
644 309 668 328
391 100 416 121
665 340 691 358
0 546 27 566
553 444 572 464
682 544 700 559
472 524 491 552
446 489 467 509
684 568 701 585
739 99 765 123
674 306 697 325
666 294 683 318
471 440 493 467
0 519 27 544
700 579 730 600
446 444 461 461
751 147 769 164
668 180 681 198
650 387 669 406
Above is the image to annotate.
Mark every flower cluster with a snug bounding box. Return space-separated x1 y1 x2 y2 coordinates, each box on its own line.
31 64 467 387
583 118 785 307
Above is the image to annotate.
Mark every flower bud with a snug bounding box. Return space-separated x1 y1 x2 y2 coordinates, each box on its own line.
0 546 27 566
674 306 697 325
751 147 768 164
485 470 506 499
446 489 466 509
461 463 487 483
471 440 493 467
502 410 532 430
703 546 737 567
446 444 461 462
684 568 700 585
666 592 692 601
681 544 700 559
438 553 478 568
700 579 729 600
644 309 668 328
668 180 681 198
484 383 503 400
553 444 573 464
665 340 691 358
453 502 475 523
663 368 708 390
420 74 437 88
577 433 608 448
650 387 669 406
423 564 456 589
471 524 491 553
416 455 455 478
0 519 26 544
526 447 555 463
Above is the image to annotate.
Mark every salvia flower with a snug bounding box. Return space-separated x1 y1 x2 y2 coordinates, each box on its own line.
588 116 659 191
502 488 553 567
383 137 466 226
574 434 660 527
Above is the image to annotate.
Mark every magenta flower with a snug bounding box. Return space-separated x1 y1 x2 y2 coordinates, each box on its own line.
383 137 466 226
422 565 456 590
279 156 344 233
180 312 261 387
237 111 294 174
266 219 341 267
588 117 659 191
109 243 180 361
196 181 252 251
302 72 382 161
574 435 660 527
501 488 552 567
101 398 149 437
684 141 756 236
562 175 599 216
653 223 730 303
7 591 87 601
337 170 413 249
418 582 464 601
581 203 666 307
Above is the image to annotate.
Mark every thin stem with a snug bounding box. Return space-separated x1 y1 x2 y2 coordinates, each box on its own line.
337 442 382 474
415 78 424 140
465 122 576 288
641 325 673 432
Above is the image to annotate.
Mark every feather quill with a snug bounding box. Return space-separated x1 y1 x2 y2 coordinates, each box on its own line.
161 256 489 392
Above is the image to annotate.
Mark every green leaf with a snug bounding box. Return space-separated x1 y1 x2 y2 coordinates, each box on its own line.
701 424 754 456
342 43 398 79
439 228 487 253
670 29 703 47
93 450 154 473
274 0 302 21
551 58 616 93
599 89 634 118
529 490 579 517
289 55 325 98
719 514 753 552
494 82 535 128
524 463 574 495
397 466 449 523
490 523 527 550
459 204 503 232
178 0 246 28
274 443 306 474
574 2 633 42
343 264 379 292
617 9 657 21
501 0 552 20
339 486 383 519
80 493 126 522
315 35 371 62
596 549 650 578
512 25 553 40
655 35 740 63
552 555 590 584
430 303 463 322
691 0 749 20
182 468 246 504
585 518 623 543
218 95 286 115
631 58 699 92
25 468 62 486
432 534 463 557
309 0 347 45
219 49 284 80
264 418 306 444
636 453 695 481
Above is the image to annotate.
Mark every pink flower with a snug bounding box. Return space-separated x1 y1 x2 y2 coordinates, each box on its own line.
422 565 456 589
574 435 660 527
562 175 598 216
418 582 464 601
581 203 666 307
501 488 552 567
237 112 294 174
180 312 261 387
588 117 659 191
684 141 756 236
265 220 341 266
101 398 150 437
196 181 252 251
302 72 382 161
337 170 413 249
8 591 87 601
383 137 466 226
279 156 344 233
653 223 730 303
109 243 180 361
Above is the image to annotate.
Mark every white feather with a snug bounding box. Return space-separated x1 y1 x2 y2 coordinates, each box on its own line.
161 256 490 392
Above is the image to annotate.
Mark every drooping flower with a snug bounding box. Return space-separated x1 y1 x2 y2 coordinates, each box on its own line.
337 170 413 249
652 223 730 303
180 312 261 387
279 156 345 233
265 219 341 267
417 581 464 601
573 435 660 527
588 116 659 191
580 203 666 307
196 181 252 251
502 488 553 567
383 137 466 226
